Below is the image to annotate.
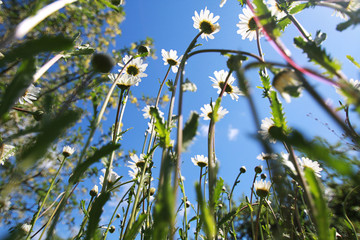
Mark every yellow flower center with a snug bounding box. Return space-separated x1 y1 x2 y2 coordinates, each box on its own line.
167 59 178 66
200 20 215 34
127 65 140 76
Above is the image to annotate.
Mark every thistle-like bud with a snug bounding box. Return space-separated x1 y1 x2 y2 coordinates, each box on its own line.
150 187 156 196
90 185 98 197
137 45 150 57
91 53 115 73
255 165 263 174
261 173 267 180
240 166 247 174
273 69 303 103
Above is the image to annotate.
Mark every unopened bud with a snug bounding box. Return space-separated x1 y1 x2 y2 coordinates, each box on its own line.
110 0 120 5
273 69 303 103
185 201 191 208
240 166 247 173
109 225 115 233
33 110 44 121
91 53 115 73
255 165 263 174
261 173 267 179
137 45 150 57
150 187 156 196
90 185 98 197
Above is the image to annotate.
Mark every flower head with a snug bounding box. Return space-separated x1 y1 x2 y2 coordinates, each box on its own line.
62 145 75 157
254 179 271 198
258 118 277 143
299 157 323 177
257 152 277 161
273 69 303 103
335 78 360 104
161 49 183 73
210 70 243 101
237 5 263 41
191 155 208 168
0 144 15 165
200 102 228 121
142 105 164 120
108 73 140 89
192 7 220 40
118 55 148 83
182 79 197 92
332 0 360 20
19 84 41 105
99 168 121 188
128 153 146 169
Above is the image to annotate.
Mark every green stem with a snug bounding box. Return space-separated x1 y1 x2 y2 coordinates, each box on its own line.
194 167 203 240
73 196 95 240
254 198 264 240
26 156 68 240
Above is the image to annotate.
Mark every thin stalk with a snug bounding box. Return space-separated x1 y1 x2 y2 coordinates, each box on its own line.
103 186 133 240
178 170 188 240
33 54 63 82
194 167 203 240
26 156 68 240
187 49 263 63
254 198 264 240
73 196 95 240
250 174 258 240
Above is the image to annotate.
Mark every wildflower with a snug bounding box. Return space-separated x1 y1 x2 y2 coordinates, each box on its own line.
137 45 150 57
254 179 271 198
258 118 277 143
200 102 228 121
273 69 303 103
240 166 247 173
118 55 148 83
108 73 140 89
128 153 146 169
332 0 360 20
128 165 140 179
161 49 183 73
99 168 121 188
267 0 298 19
257 152 277 161
299 157 323 177
142 105 164 120
255 165 263 174
62 145 75 157
19 84 41 105
0 144 15 165
182 79 197 92
149 187 156 196
210 70 243 101
20 223 31 234
236 5 263 41
192 7 220 40
109 225 116 233
191 155 208 168
335 78 360 103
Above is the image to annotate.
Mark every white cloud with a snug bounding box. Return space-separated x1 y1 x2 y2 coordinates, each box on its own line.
228 125 239 141
199 125 208 137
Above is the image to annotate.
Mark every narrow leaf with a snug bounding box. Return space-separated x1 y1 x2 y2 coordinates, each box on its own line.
123 214 147 240
182 111 199 151
195 183 215 239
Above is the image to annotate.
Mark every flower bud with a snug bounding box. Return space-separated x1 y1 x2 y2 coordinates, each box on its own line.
240 166 247 173
33 110 44 121
227 55 245 71
62 146 75 157
261 173 267 179
255 165 263 174
110 0 120 5
90 185 98 197
272 69 303 103
91 53 115 73
137 45 150 57
185 201 191 208
116 213 121 218
149 187 156 196
20 223 31 235
109 225 116 233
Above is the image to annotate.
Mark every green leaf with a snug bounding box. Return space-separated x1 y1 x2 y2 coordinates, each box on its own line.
346 55 360 69
213 177 224 209
182 111 199 151
289 3 309 15
195 183 215 239
277 17 291 32
253 0 280 37
294 36 342 77
150 107 171 148
69 142 120 184
0 35 74 67
84 192 111 240
64 44 95 58
18 110 81 170
218 209 238 226
0 58 36 119
212 98 222 123
270 91 286 129
96 0 123 12
304 168 333 240
124 214 147 240
80 200 88 216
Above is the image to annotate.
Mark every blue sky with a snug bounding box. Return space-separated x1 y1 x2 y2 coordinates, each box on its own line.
78 0 360 238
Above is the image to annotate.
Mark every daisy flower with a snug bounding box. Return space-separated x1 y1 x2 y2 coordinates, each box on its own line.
299 157 323 177
237 5 263 41
257 152 277 161
62 145 75 157
333 0 360 20
118 55 148 83
254 179 271 198
273 69 303 103
182 79 197 92
99 168 121 188
0 144 15 165
200 102 228 121
19 84 41 105
161 49 183 73
267 0 298 19
191 155 208 168
335 78 360 103
210 70 243 101
258 117 277 143
128 153 146 169
108 73 140 89
142 105 164 120
192 7 220 40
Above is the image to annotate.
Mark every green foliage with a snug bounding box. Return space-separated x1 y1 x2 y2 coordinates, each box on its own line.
304 168 333 240
213 177 224 210
294 36 342 77
346 55 360 69
69 142 120 184
150 107 171 148
270 91 287 129
123 214 147 240
182 111 199 151
0 58 36 119
253 0 281 37
195 183 216 239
